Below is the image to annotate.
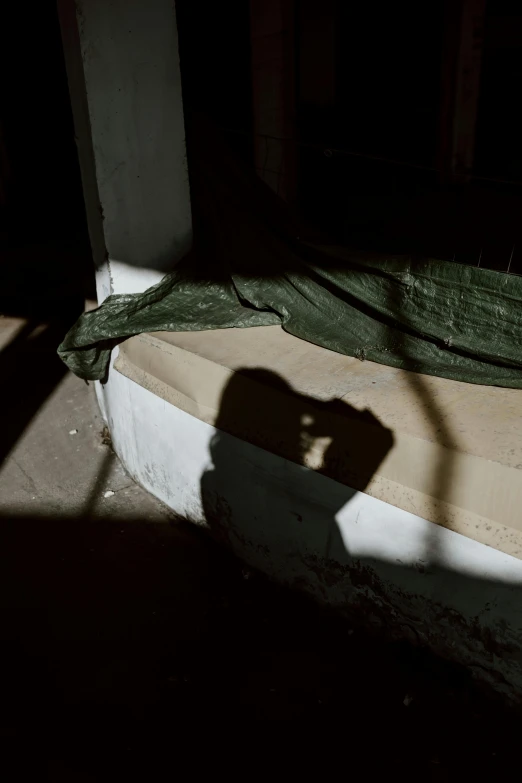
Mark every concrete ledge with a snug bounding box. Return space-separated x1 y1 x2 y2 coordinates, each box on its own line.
115 325 522 559
99 357 522 703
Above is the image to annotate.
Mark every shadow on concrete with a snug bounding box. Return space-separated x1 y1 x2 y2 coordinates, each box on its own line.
1 342 522 775
1 4 521 774
201 367 394 552
199 368 522 689
0 507 522 779
0 307 84 466
0 0 94 467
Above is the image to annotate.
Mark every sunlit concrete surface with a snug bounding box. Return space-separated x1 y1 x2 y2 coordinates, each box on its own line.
2 313 522 779
0 316 170 519
103 324 522 705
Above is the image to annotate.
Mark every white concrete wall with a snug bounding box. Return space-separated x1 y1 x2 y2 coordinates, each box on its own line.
59 0 192 301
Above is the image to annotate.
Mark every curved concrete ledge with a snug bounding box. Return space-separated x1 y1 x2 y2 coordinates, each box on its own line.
94 333 522 703
115 325 522 560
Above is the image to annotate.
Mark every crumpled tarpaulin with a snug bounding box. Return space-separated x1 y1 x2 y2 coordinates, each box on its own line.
58 118 522 388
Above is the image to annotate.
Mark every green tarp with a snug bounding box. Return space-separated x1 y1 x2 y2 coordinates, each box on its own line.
58 121 522 388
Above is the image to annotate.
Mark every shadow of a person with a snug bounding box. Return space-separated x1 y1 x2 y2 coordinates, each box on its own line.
200 368 394 582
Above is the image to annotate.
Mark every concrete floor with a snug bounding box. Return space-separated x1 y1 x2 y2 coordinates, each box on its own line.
1 313 521 780
0 316 172 520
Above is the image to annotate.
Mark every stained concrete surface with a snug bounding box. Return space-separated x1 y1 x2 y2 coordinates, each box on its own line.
1 314 522 780
0 317 171 519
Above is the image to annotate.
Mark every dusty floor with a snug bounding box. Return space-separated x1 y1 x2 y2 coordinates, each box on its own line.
1 312 521 780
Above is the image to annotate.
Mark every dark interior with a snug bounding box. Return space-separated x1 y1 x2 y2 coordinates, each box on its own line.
177 0 522 275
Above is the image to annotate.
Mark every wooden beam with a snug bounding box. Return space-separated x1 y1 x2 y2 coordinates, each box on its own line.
298 0 336 111
437 0 486 183
250 0 296 203
0 119 9 209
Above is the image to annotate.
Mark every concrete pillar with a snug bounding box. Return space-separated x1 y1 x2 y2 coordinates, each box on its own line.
57 0 193 477
58 0 192 300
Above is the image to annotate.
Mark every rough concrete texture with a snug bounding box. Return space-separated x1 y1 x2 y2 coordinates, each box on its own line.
1 313 522 780
0 320 170 520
